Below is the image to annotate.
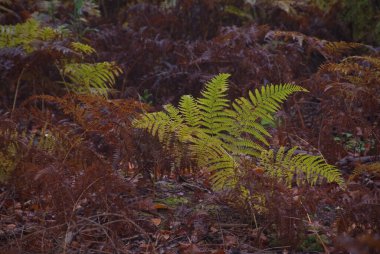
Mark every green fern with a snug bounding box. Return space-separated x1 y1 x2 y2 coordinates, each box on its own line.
134 74 344 190
197 74 231 136
0 122 81 183
260 147 344 187
70 42 96 56
0 19 66 52
0 18 96 56
134 74 345 189
0 129 19 183
62 62 122 97
0 19 123 98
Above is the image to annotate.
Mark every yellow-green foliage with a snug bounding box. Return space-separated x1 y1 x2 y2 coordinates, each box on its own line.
70 42 96 56
0 125 78 182
0 19 66 52
0 130 19 183
133 74 344 190
260 147 344 187
320 56 380 105
350 162 380 181
0 19 122 98
62 62 122 97
321 56 380 87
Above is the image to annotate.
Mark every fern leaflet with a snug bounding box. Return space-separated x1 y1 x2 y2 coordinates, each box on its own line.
62 62 122 97
260 147 344 187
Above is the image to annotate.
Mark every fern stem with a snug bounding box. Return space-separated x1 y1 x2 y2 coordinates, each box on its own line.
249 201 259 229
293 97 305 129
0 6 21 21
56 62 72 95
11 67 26 118
301 201 330 253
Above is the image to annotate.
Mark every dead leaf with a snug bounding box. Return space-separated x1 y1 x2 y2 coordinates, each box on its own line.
30 204 40 211
252 167 264 175
6 224 16 231
151 217 161 226
154 203 170 210
210 226 218 233
158 230 171 240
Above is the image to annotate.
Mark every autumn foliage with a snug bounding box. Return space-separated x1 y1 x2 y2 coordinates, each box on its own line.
0 0 379 253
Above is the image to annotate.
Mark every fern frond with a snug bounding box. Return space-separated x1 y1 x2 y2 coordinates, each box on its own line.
133 111 171 143
189 133 225 164
197 73 232 136
133 74 312 190
0 128 19 183
319 55 380 89
230 83 307 147
179 95 201 127
248 84 308 117
350 162 380 180
71 42 96 55
163 104 188 146
222 136 264 157
0 19 39 51
320 61 367 75
265 30 364 60
0 19 63 52
0 124 69 182
62 62 122 97
190 134 237 190
321 41 364 59
260 147 344 187
210 159 237 190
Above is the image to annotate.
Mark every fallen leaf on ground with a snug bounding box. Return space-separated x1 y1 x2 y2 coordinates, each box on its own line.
154 203 171 210
151 217 162 226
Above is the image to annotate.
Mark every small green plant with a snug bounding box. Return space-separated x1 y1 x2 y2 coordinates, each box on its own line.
0 130 18 183
0 19 122 98
333 132 375 156
138 89 153 105
158 196 189 207
61 62 122 97
298 234 329 252
261 146 344 187
0 126 63 183
133 74 344 190
0 19 67 52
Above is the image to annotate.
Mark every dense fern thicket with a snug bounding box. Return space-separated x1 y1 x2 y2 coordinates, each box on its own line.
0 0 379 253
